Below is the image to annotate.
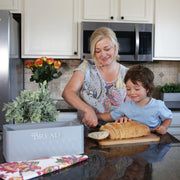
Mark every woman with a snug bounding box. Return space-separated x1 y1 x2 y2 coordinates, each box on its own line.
62 27 128 128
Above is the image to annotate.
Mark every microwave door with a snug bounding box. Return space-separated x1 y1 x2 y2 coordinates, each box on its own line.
135 24 139 60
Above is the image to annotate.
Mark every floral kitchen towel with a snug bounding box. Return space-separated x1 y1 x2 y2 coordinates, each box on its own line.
0 154 88 180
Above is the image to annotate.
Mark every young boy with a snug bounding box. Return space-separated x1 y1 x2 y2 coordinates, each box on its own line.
98 65 172 135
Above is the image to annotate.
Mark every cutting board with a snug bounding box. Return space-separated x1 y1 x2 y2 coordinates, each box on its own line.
98 133 160 146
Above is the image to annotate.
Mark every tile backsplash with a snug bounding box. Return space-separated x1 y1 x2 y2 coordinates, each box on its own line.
24 60 180 110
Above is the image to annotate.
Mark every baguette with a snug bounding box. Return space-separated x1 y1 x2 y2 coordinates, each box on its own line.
106 123 121 139
99 124 117 139
116 123 125 139
120 121 150 138
88 130 109 140
88 121 150 140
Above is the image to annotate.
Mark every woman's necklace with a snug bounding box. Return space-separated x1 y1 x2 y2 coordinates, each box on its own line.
98 63 120 82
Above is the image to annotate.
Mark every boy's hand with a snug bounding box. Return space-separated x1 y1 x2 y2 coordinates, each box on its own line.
155 125 167 135
115 116 132 123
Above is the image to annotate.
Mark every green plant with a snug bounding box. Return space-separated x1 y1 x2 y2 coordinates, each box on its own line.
158 83 180 93
2 81 59 124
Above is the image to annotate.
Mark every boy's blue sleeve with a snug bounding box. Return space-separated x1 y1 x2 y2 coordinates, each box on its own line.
159 101 173 121
110 107 124 120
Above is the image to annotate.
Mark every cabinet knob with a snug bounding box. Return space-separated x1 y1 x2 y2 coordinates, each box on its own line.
121 16 124 20
74 52 77 55
110 16 114 20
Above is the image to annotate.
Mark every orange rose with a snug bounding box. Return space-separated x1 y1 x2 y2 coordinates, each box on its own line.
54 60 61 69
40 57 47 62
25 61 32 68
46 58 54 65
25 57 62 84
34 58 43 67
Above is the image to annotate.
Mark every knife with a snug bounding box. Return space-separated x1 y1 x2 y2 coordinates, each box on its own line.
88 123 101 133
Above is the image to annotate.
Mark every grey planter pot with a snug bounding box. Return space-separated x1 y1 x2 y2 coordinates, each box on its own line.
3 121 84 162
161 92 180 109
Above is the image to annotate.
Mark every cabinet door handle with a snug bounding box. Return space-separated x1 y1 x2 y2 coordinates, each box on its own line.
121 16 124 20
110 16 114 20
74 52 77 55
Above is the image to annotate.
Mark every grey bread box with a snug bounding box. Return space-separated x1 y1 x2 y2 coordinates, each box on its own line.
3 121 84 162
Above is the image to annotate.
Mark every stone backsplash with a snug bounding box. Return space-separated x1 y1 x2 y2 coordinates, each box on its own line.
24 60 180 110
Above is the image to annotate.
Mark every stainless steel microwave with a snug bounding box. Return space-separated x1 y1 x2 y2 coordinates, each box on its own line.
81 22 153 62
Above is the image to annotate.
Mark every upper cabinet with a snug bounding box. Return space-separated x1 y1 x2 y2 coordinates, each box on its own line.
83 0 114 20
154 0 180 60
22 0 79 59
119 0 153 22
82 0 153 23
0 0 22 13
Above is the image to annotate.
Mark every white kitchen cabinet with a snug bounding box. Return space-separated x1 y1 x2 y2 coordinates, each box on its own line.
83 0 114 20
154 0 180 60
82 0 153 23
22 0 79 59
0 0 22 13
119 0 153 22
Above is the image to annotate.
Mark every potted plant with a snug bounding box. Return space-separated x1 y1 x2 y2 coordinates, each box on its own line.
2 81 59 123
158 83 180 109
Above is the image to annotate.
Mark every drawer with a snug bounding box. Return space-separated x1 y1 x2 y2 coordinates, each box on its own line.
171 112 180 126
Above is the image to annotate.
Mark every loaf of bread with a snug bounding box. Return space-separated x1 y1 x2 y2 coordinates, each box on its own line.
98 121 150 140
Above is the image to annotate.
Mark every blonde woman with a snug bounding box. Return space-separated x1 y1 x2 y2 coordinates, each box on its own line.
62 27 128 128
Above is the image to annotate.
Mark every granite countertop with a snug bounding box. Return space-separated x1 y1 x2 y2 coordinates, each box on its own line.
83 133 180 180
0 133 179 180
56 100 76 112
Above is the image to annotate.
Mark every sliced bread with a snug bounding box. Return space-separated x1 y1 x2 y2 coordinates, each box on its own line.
107 123 121 139
88 121 150 140
116 123 125 139
100 124 116 139
88 130 110 140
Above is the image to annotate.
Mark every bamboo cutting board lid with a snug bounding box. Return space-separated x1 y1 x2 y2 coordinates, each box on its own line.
98 133 160 146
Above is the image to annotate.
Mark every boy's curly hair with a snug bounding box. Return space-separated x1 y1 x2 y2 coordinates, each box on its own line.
124 65 154 97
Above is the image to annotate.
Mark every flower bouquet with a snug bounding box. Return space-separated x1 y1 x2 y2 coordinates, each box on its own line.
25 57 62 85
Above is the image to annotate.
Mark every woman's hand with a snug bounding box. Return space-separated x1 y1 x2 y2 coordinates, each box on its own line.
115 116 131 123
82 108 98 127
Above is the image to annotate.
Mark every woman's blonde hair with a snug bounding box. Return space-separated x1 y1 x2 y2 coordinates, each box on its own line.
90 27 119 65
